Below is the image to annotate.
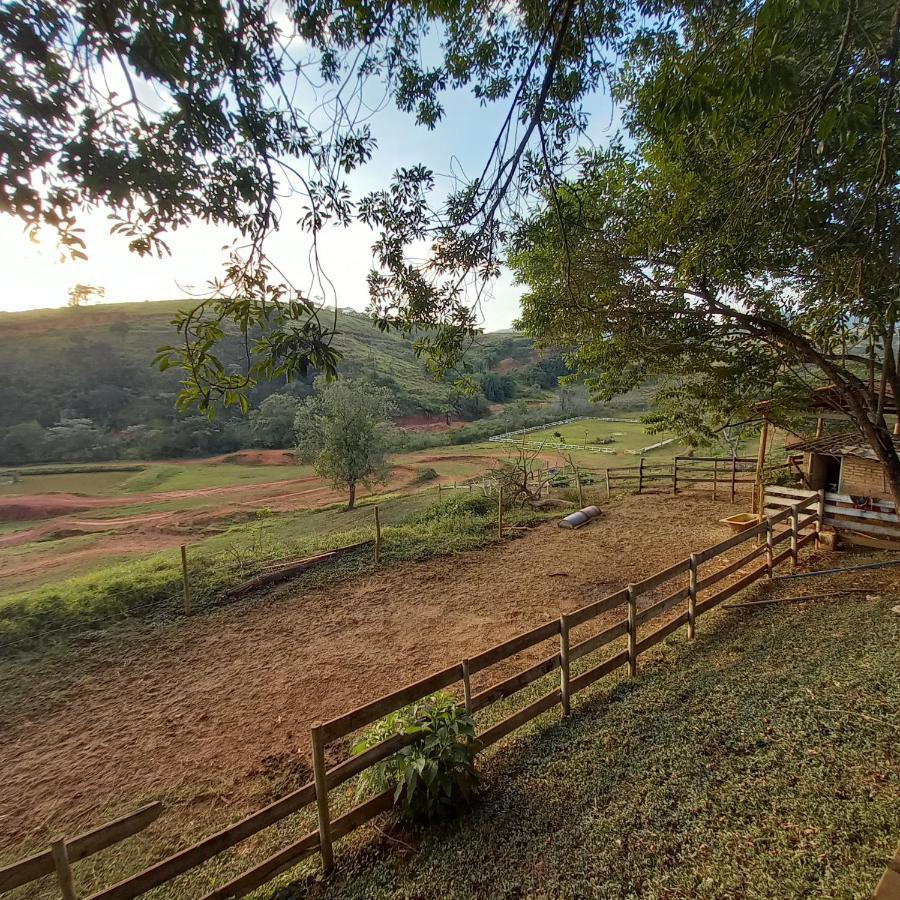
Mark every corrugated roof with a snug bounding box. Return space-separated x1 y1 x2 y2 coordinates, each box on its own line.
785 430 900 461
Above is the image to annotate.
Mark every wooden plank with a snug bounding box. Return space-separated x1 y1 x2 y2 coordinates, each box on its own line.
688 554 698 639
634 586 690 627
635 611 690 654
826 491 895 510
569 649 629 694
797 513 818 531
559 616 571 716
311 724 333 872
320 664 462 742
823 504 900 523
771 528 792 546
566 589 628 628
771 547 792 567
765 485 818 499
325 731 417 791
51 840 77 900
201 791 393 900
695 565 767 616
470 652 560 713
467 620 560 675
676 456 756 463
696 544 767 592
823 518 900 539
763 501 791 525
1 803 163 894
569 620 628 662
630 559 690 596
694 520 767 563
87 790 314 900
478 689 561 749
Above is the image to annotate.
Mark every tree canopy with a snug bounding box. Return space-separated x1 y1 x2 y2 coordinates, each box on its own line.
510 0 900 504
2 0 625 411
295 377 395 508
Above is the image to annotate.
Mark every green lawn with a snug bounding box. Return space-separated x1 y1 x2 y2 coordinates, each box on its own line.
0 461 312 498
269 579 899 900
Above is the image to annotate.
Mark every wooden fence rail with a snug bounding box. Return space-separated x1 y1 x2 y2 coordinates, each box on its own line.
765 485 899 543
4 491 823 900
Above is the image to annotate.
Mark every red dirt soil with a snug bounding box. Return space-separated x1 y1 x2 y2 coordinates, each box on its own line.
394 414 464 432
0 493 773 855
0 454 510 590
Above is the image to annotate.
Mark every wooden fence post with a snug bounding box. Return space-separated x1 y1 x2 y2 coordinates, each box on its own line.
180 545 191 617
688 554 698 640
310 723 334 873
816 488 826 548
438 484 442 500
559 615 571 715
638 458 644 494
374 506 381 565
766 518 774 578
461 659 472 714
672 457 678 495
713 459 718 500
497 486 503 539
605 468 611 499
790 505 799 569
51 838 77 900
730 457 737 504
627 584 637 676
574 465 584 508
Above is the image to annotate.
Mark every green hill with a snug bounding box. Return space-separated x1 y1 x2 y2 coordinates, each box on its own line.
0 300 546 464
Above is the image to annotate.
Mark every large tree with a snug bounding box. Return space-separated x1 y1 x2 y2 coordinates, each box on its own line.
2 0 623 410
295 377 395 509
511 0 900 507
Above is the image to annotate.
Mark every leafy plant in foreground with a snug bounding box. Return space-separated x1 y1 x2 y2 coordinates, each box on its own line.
353 692 479 823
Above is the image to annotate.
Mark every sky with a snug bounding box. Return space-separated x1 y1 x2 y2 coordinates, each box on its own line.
0 39 619 332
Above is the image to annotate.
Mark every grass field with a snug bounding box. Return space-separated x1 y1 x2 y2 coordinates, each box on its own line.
0 460 311 497
269 567 899 900
0 419 751 647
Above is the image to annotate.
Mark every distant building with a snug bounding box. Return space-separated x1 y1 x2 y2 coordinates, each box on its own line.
786 432 900 501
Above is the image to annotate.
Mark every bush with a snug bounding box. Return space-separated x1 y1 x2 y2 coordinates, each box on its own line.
416 493 494 523
353 692 479 822
413 467 439 483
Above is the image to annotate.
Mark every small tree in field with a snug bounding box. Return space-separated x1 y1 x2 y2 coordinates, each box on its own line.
295 378 395 510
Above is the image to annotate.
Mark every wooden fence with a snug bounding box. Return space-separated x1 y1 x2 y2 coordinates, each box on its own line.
765 484 899 544
1 493 824 900
544 456 759 500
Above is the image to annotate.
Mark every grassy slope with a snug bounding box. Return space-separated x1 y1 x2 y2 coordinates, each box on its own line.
278 583 899 900
0 301 539 428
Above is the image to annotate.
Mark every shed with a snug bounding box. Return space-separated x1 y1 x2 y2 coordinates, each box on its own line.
785 431 900 501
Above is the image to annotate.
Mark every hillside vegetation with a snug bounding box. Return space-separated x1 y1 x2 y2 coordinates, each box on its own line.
0 301 549 464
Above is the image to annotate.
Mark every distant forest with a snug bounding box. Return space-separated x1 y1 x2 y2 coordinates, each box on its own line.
0 301 595 465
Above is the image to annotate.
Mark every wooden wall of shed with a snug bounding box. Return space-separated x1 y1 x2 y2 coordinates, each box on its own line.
805 452 830 490
839 456 890 499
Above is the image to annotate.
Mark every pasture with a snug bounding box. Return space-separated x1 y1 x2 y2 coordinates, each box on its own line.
0 496 895 899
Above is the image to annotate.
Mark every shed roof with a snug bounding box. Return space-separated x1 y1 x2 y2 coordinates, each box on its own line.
785 430 900 461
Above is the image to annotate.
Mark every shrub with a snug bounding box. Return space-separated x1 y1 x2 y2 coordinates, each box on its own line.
416 493 494 523
352 692 479 823
413 467 439 483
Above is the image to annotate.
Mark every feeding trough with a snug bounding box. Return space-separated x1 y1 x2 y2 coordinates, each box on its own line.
559 505 602 529
719 512 760 533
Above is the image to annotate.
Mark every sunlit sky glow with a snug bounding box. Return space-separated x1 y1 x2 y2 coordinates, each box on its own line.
0 42 618 332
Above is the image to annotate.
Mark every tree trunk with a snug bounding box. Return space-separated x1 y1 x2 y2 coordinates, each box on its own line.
346 481 356 511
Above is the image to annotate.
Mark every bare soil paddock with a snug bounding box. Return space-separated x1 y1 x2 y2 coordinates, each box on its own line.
0 492 753 856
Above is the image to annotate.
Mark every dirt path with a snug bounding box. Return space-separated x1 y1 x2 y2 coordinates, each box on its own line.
0 493 743 851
